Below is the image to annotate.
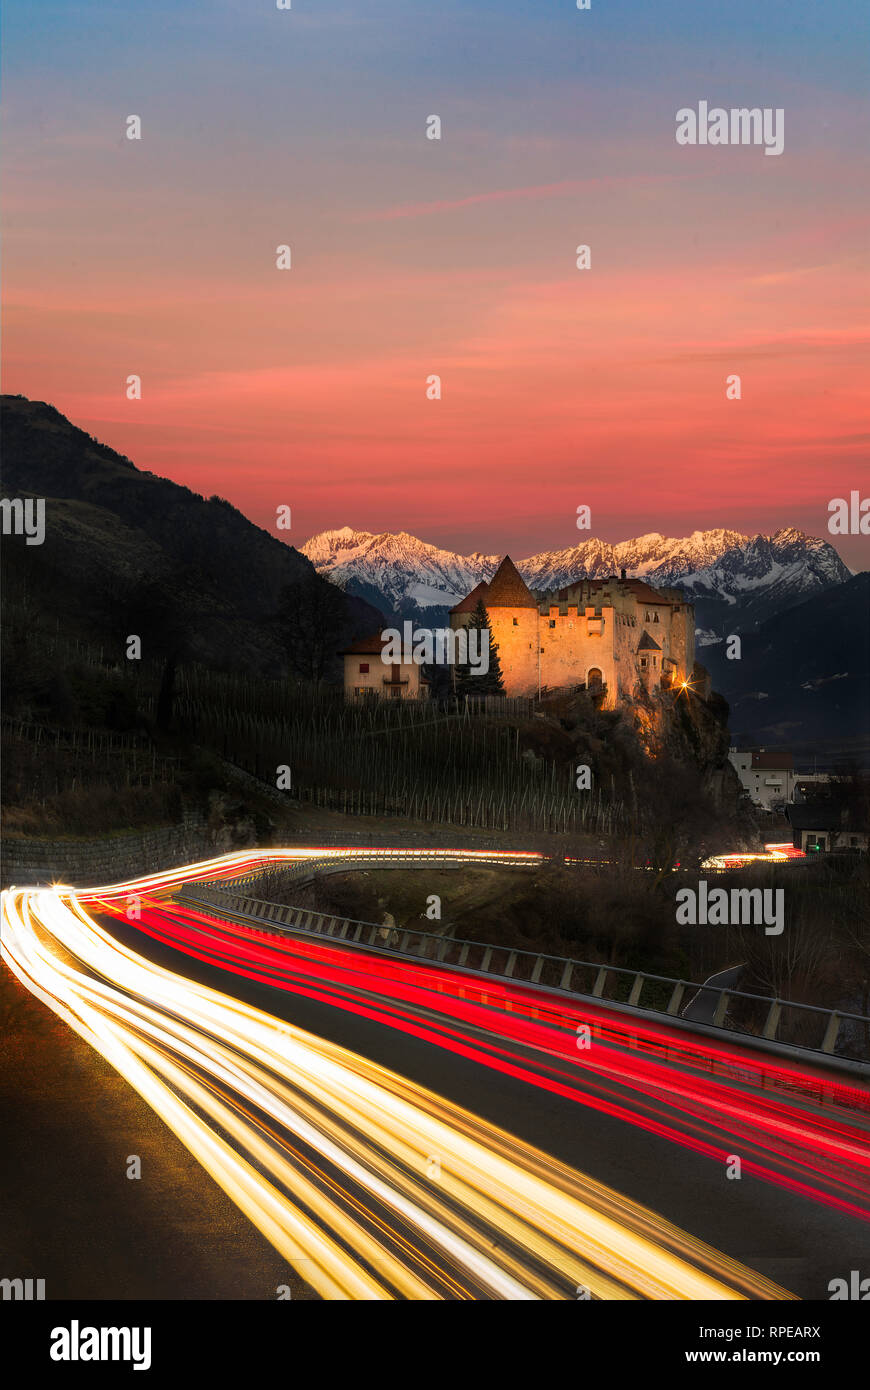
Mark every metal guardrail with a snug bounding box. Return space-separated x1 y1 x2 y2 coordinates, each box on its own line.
177 855 870 1073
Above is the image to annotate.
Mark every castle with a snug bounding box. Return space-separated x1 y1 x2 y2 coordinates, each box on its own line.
342 554 701 708
449 556 698 707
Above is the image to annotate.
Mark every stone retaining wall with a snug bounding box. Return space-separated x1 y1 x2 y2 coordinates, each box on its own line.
1 813 213 888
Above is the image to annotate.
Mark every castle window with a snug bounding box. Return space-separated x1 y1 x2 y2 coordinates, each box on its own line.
653 612 659 623
512 618 518 626
359 663 369 674
549 619 556 629
540 647 545 653
645 611 651 621
640 658 648 668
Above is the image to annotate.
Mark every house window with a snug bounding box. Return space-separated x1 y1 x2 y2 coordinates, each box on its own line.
359 663 369 674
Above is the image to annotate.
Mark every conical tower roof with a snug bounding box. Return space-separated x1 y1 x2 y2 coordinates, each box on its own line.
486 555 537 608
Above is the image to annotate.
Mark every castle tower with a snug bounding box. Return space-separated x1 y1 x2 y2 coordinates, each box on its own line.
482 555 539 696
636 629 662 691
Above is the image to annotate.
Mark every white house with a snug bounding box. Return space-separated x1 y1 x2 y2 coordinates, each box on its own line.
341 632 430 701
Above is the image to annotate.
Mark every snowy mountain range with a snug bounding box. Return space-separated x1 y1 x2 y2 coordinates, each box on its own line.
301 525 852 638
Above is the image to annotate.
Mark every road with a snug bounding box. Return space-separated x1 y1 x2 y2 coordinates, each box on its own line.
681 964 745 1024
2 847 868 1300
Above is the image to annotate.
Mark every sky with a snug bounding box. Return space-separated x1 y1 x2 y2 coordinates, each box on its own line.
3 0 869 567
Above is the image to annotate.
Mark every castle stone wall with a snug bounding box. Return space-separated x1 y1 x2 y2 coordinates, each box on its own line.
488 607 539 696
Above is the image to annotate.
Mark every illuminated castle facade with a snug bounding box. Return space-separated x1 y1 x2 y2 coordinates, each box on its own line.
450 556 698 706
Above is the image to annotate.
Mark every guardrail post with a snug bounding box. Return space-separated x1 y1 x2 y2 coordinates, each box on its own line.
180 877 870 1071
762 1000 781 1040
667 982 685 1016
820 1012 841 1055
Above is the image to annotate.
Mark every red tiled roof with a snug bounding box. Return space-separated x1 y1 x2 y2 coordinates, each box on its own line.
340 630 388 655
555 577 673 606
752 750 794 771
450 580 490 615
618 578 674 605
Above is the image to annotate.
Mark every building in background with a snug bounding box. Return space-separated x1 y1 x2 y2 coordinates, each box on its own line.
786 803 868 854
341 633 429 701
728 748 830 810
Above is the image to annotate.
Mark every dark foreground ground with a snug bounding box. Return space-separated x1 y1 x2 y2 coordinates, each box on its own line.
0 964 316 1300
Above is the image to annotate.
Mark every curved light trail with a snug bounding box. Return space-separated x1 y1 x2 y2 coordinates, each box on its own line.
0 862 807 1301
95 884 870 1225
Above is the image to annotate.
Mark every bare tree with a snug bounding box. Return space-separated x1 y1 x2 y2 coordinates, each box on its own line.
275 571 349 683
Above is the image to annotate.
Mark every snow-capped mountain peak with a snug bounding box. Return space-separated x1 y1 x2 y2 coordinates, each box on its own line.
300 525 851 632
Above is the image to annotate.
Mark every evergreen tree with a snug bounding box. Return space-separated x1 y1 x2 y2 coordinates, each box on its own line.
455 599 504 696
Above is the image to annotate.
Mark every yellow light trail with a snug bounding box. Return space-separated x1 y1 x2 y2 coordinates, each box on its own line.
1 880 796 1301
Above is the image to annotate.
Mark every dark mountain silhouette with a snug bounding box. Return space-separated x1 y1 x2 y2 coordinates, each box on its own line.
0 395 383 674
701 572 870 759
